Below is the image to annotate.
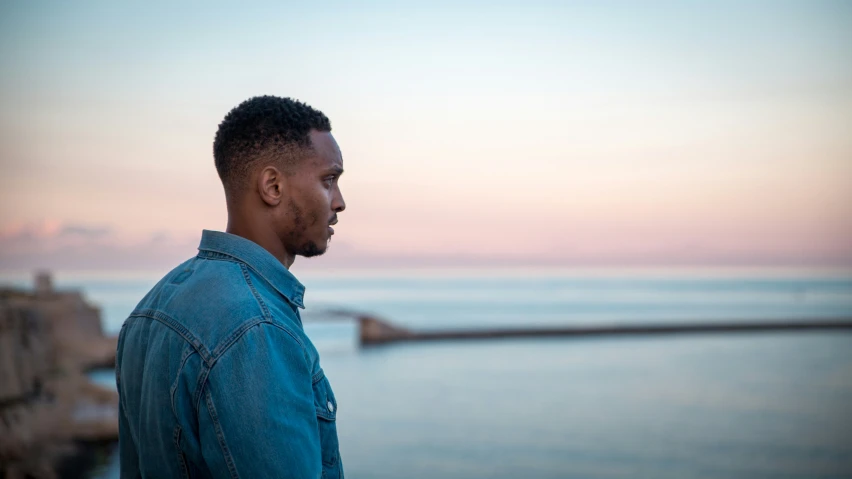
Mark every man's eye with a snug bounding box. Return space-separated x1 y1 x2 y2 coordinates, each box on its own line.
323 178 334 187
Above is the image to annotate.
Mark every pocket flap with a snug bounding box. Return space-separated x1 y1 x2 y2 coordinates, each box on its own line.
313 369 337 421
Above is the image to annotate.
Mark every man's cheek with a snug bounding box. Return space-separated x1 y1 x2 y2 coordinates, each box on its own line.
309 203 321 226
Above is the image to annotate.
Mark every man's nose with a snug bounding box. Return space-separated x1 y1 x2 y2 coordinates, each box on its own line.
332 188 346 213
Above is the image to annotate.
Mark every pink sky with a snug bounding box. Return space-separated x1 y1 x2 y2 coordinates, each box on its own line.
1 2 851 271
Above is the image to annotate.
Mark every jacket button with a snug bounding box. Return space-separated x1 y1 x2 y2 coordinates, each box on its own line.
327 401 334 412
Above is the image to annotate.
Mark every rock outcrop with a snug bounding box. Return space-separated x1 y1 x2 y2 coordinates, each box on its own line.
1 273 118 479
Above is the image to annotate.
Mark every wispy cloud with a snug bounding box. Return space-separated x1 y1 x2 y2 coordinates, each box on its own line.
1 219 850 272
58 224 112 238
0 221 198 271
0 220 65 240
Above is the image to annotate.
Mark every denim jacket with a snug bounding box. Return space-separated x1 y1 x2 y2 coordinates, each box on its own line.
116 230 342 478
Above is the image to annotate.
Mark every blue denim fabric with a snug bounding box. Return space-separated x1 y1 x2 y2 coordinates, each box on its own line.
116 230 342 478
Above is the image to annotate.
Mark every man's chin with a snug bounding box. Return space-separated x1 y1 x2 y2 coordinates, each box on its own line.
297 241 328 258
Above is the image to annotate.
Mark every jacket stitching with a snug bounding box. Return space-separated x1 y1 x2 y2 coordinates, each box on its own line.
170 346 197 420
259 321 306 350
240 263 271 321
196 321 307 413
208 316 266 365
205 389 240 479
174 425 190 479
194 364 211 415
197 248 304 308
129 309 211 364
312 368 325 384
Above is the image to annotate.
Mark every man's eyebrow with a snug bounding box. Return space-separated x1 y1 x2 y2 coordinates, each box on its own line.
326 166 344 176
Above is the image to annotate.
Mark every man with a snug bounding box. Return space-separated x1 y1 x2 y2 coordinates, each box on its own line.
116 96 346 478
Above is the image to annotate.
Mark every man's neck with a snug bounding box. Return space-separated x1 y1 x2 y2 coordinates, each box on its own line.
225 215 295 269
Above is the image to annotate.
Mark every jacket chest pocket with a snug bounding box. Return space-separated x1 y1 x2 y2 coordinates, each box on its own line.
313 370 342 478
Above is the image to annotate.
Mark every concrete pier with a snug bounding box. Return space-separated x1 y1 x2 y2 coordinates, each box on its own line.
356 316 852 346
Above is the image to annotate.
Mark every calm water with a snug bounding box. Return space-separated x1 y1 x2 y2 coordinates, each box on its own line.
4 268 852 478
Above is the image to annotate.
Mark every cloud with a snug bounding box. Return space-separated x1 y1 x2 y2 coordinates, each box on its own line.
58 224 112 238
1 220 850 273
0 220 63 240
0 221 198 271
0 221 112 241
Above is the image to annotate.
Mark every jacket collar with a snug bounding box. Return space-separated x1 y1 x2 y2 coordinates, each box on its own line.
197 229 306 309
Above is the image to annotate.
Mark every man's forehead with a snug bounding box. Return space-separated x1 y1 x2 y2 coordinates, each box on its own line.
308 130 342 168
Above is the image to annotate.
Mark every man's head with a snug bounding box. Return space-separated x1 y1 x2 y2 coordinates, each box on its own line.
214 96 345 263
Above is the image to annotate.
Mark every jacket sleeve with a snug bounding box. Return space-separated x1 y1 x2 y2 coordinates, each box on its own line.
198 323 321 478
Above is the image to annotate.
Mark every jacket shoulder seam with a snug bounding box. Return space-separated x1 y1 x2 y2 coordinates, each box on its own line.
129 309 212 364
194 320 306 412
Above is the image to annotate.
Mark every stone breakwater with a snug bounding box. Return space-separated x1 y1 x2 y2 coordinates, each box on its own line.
311 309 852 346
1 273 118 479
356 315 852 345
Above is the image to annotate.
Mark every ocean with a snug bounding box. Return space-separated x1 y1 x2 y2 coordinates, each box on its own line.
4 268 852 478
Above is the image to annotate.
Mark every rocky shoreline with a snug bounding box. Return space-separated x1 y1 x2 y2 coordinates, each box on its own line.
1 273 118 478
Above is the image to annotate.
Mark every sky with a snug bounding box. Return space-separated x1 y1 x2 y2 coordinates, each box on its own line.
1 0 851 271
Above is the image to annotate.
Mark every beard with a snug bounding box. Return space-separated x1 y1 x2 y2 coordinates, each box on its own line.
297 239 327 258
286 198 330 258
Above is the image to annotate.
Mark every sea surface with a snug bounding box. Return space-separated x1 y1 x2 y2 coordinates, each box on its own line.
4 268 852 478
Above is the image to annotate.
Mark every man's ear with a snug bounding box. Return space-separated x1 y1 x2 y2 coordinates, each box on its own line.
257 165 285 206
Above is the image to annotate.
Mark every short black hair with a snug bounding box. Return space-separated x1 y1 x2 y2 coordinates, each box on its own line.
213 95 331 193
